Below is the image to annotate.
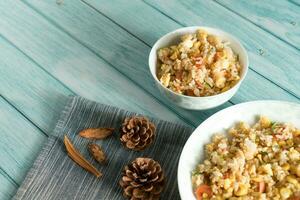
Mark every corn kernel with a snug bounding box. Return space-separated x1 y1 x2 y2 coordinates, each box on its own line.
257 154 263 162
294 129 300 136
259 164 273 176
279 187 292 199
197 29 208 40
297 165 300 177
229 128 238 136
252 176 263 182
286 175 298 185
234 184 248 196
206 144 214 152
282 163 290 171
278 141 286 146
193 41 201 49
170 52 177 60
215 195 223 200
287 139 293 146
291 165 300 177
259 116 271 128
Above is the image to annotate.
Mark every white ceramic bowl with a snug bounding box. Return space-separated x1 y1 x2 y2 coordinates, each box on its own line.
149 26 249 110
178 100 300 199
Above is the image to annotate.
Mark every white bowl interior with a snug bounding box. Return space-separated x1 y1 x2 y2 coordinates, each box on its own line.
149 26 249 90
178 101 300 200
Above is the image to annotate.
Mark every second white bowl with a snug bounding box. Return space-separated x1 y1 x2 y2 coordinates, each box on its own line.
178 100 300 199
149 26 249 110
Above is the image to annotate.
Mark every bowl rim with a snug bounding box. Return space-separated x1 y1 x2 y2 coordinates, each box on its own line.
177 100 300 199
148 26 249 100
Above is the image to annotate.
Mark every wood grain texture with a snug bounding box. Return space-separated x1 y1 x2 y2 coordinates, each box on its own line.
0 97 46 184
0 1 203 189
215 0 300 50
0 36 72 134
0 172 18 200
0 0 193 126
144 0 300 100
289 0 300 6
0 0 299 197
83 0 299 104
13 0 226 126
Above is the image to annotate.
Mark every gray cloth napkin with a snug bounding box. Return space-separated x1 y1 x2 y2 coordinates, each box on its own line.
13 96 194 200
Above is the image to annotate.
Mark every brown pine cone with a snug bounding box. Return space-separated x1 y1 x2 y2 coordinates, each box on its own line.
119 157 165 200
120 116 156 151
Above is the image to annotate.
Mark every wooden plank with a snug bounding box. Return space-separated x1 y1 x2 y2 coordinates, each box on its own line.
18 0 227 126
0 1 196 128
0 37 72 134
0 26 200 191
84 0 180 46
142 0 300 100
0 171 18 200
0 96 46 184
81 0 299 104
290 0 300 6
0 1 297 197
215 0 300 50
0 0 210 189
0 18 195 189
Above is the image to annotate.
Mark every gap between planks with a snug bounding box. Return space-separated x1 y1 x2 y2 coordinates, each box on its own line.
213 0 300 51
0 33 77 104
1 0 298 195
288 0 300 7
0 34 77 134
80 0 234 106
0 95 48 137
18 0 211 128
0 167 19 187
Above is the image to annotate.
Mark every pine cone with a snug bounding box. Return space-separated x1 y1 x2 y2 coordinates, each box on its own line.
120 116 156 151
120 157 165 200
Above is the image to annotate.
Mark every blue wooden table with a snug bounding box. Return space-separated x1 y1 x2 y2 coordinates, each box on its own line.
0 0 299 199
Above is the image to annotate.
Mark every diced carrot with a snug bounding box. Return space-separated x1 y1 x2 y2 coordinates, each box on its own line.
186 89 195 96
223 172 229 179
193 56 204 68
258 181 265 193
195 184 212 200
215 52 223 59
